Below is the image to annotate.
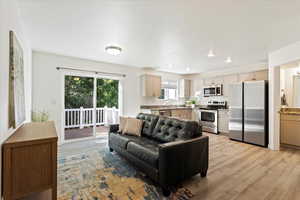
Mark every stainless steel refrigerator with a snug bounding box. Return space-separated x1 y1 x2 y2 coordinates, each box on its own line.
228 80 268 147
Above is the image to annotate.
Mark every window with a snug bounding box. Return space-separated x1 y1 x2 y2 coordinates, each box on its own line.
159 80 178 100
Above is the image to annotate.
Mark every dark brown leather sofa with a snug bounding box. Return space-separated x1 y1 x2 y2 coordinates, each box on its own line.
108 113 209 195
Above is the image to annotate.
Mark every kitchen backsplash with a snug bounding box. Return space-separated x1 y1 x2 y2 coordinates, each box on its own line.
140 96 185 106
140 95 228 107
198 96 229 106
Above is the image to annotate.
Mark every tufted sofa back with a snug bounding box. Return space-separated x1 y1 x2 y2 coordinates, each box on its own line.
136 113 202 143
136 113 159 138
152 117 202 143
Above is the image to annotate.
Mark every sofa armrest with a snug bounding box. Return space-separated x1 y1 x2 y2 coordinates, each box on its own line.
158 136 209 187
109 124 119 133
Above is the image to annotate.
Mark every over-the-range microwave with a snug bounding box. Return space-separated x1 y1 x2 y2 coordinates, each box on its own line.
203 85 223 97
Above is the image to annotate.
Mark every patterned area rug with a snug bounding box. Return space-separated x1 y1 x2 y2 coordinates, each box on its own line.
58 146 193 200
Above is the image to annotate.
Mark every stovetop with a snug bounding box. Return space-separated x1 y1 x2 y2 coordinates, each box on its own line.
198 106 226 110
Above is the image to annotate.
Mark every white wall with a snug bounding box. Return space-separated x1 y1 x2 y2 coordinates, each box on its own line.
268 66 281 150
0 0 32 195
268 40 300 150
32 52 188 142
32 51 143 142
269 41 300 67
280 66 299 106
0 0 32 142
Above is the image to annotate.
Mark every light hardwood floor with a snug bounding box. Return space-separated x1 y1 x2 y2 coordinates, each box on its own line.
186 133 300 200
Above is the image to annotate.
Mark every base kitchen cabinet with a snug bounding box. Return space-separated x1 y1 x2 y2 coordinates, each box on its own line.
218 110 229 133
280 113 300 148
171 109 192 120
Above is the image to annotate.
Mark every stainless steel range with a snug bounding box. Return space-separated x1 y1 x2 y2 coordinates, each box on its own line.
198 109 218 134
198 101 226 134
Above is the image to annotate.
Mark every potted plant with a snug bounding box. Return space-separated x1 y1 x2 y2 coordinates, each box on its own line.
191 99 196 108
32 110 50 122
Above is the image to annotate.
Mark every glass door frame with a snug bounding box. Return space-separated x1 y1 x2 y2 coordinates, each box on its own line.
60 70 123 144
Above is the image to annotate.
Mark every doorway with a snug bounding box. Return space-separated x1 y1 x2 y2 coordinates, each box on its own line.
63 74 120 142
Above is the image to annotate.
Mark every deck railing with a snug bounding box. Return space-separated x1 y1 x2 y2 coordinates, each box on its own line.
65 106 119 129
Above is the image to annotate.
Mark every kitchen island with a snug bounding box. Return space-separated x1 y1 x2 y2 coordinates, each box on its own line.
140 104 230 134
140 105 196 120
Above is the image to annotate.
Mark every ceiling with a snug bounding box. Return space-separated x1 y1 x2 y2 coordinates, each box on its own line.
18 0 300 74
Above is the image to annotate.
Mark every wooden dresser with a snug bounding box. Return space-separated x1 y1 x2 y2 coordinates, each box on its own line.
2 122 58 200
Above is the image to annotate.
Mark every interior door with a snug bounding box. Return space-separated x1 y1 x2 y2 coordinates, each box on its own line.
244 81 266 146
228 83 243 141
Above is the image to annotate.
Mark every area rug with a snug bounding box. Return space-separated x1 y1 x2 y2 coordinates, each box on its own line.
57 146 193 200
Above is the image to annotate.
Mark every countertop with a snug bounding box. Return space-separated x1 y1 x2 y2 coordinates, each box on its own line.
141 105 193 111
140 105 228 111
279 108 300 116
140 105 185 109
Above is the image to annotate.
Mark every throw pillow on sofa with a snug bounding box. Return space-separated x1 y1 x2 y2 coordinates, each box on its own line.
123 117 144 137
119 116 128 133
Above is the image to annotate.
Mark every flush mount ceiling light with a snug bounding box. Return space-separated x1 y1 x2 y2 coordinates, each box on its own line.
225 57 232 63
208 50 215 57
105 45 122 56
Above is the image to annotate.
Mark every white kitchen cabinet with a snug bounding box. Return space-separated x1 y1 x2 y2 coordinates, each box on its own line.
213 77 224 85
191 78 204 97
203 79 209 86
192 109 199 121
179 79 191 98
204 77 223 86
223 74 238 97
218 109 229 133
141 74 161 97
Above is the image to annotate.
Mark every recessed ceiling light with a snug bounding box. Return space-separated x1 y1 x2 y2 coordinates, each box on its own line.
208 50 215 57
105 45 122 56
225 57 232 63
186 67 190 72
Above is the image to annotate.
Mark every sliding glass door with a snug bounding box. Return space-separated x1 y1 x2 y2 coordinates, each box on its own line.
64 75 95 140
63 74 120 142
96 78 119 138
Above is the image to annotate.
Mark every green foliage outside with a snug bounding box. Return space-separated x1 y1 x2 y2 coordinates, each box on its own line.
65 76 118 109
97 78 119 108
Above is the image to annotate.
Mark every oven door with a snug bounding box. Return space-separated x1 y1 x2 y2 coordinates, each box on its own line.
199 110 216 122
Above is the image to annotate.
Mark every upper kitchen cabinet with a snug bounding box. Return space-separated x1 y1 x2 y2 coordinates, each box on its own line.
223 75 238 97
254 70 268 80
141 74 161 97
204 77 223 86
179 79 191 98
238 72 255 82
238 70 268 82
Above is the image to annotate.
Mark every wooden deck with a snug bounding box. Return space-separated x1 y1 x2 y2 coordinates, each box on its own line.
64 126 109 140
